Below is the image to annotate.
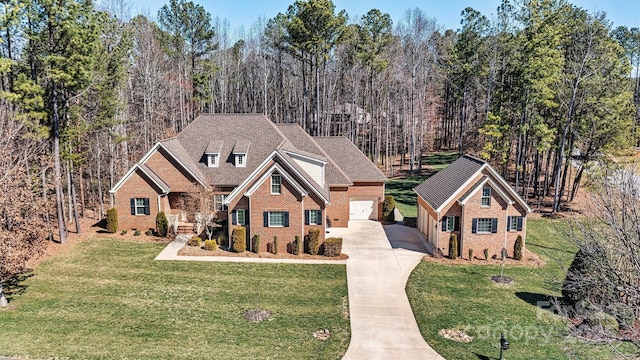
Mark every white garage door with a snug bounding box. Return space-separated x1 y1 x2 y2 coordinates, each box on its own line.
350 198 377 220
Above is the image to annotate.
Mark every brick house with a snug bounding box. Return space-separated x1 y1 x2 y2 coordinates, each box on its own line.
414 155 531 259
109 114 386 252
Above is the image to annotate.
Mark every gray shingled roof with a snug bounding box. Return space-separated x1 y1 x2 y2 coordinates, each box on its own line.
205 140 223 154
277 124 352 186
414 155 486 211
138 163 170 193
159 138 207 185
314 137 387 182
232 140 250 154
175 114 286 186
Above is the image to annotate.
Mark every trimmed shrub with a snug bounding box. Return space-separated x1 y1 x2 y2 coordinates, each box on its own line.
203 239 217 251
188 236 202 247
155 211 168 237
253 235 260 254
514 235 523 260
106 208 118 233
483 248 489 261
145 229 153 236
308 228 321 255
231 227 246 253
134 229 141 236
120 229 127 235
607 303 636 329
382 195 396 221
584 311 619 335
323 237 343 257
468 249 473 261
273 236 278 255
295 235 301 256
448 233 458 260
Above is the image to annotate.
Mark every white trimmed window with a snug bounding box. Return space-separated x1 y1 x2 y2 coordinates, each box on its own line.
445 216 455 231
481 187 491 207
268 211 285 227
235 154 246 167
131 198 149 215
477 218 493 233
508 216 522 232
207 153 219 167
236 209 245 225
309 210 318 225
271 174 282 194
212 194 227 211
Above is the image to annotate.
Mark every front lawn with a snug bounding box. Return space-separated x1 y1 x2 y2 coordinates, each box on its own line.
406 218 638 359
0 239 349 359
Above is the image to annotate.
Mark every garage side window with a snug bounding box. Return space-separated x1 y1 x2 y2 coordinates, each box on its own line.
130 198 150 215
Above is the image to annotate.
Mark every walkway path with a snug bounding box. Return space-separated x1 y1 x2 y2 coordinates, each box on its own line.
329 221 445 360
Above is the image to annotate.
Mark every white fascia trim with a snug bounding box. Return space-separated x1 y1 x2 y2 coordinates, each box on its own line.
224 150 281 205
458 177 513 206
245 163 308 198
109 163 170 194
224 150 329 205
140 142 207 188
434 164 487 213
285 150 328 165
484 165 533 213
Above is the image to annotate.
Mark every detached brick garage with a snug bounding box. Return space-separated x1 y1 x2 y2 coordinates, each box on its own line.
110 114 386 251
414 155 531 260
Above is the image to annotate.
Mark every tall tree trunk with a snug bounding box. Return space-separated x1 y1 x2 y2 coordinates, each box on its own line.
52 81 66 244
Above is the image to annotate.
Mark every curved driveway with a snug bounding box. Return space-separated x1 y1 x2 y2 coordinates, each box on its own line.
327 221 445 360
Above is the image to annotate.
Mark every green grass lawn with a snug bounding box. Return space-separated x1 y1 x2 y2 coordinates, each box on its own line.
387 151 459 218
0 239 349 359
406 219 638 359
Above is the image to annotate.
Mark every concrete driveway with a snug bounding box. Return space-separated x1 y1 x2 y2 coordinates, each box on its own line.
327 221 445 360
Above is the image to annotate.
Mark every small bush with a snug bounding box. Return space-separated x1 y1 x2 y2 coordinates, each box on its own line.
514 235 523 260
155 211 168 237
145 229 153 236
382 195 396 221
188 236 202 247
203 239 217 251
133 229 141 236
448 233 458 260
120 229 127 235
607 303 636 329
308 228 321 255
295 235 301 256
253 235 260 254
584 311 619 335
468 249 473 261
323 237 343 257
231 227 246 253
273 236 278 255
483 248 489 261
106 208 118 233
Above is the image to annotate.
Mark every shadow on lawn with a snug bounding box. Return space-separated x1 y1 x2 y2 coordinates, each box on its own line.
473 353 496 360
4 271 33 301
515 292 559 315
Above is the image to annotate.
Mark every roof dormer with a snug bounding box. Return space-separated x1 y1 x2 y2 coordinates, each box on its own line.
233 140 250 168
205 140 223 168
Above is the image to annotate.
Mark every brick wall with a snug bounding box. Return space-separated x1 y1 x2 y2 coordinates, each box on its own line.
433 171 527 259
115 170 161 231
145 148 198 192
326 182 384 227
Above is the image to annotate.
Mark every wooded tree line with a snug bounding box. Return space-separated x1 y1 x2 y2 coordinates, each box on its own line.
0 0 638 269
